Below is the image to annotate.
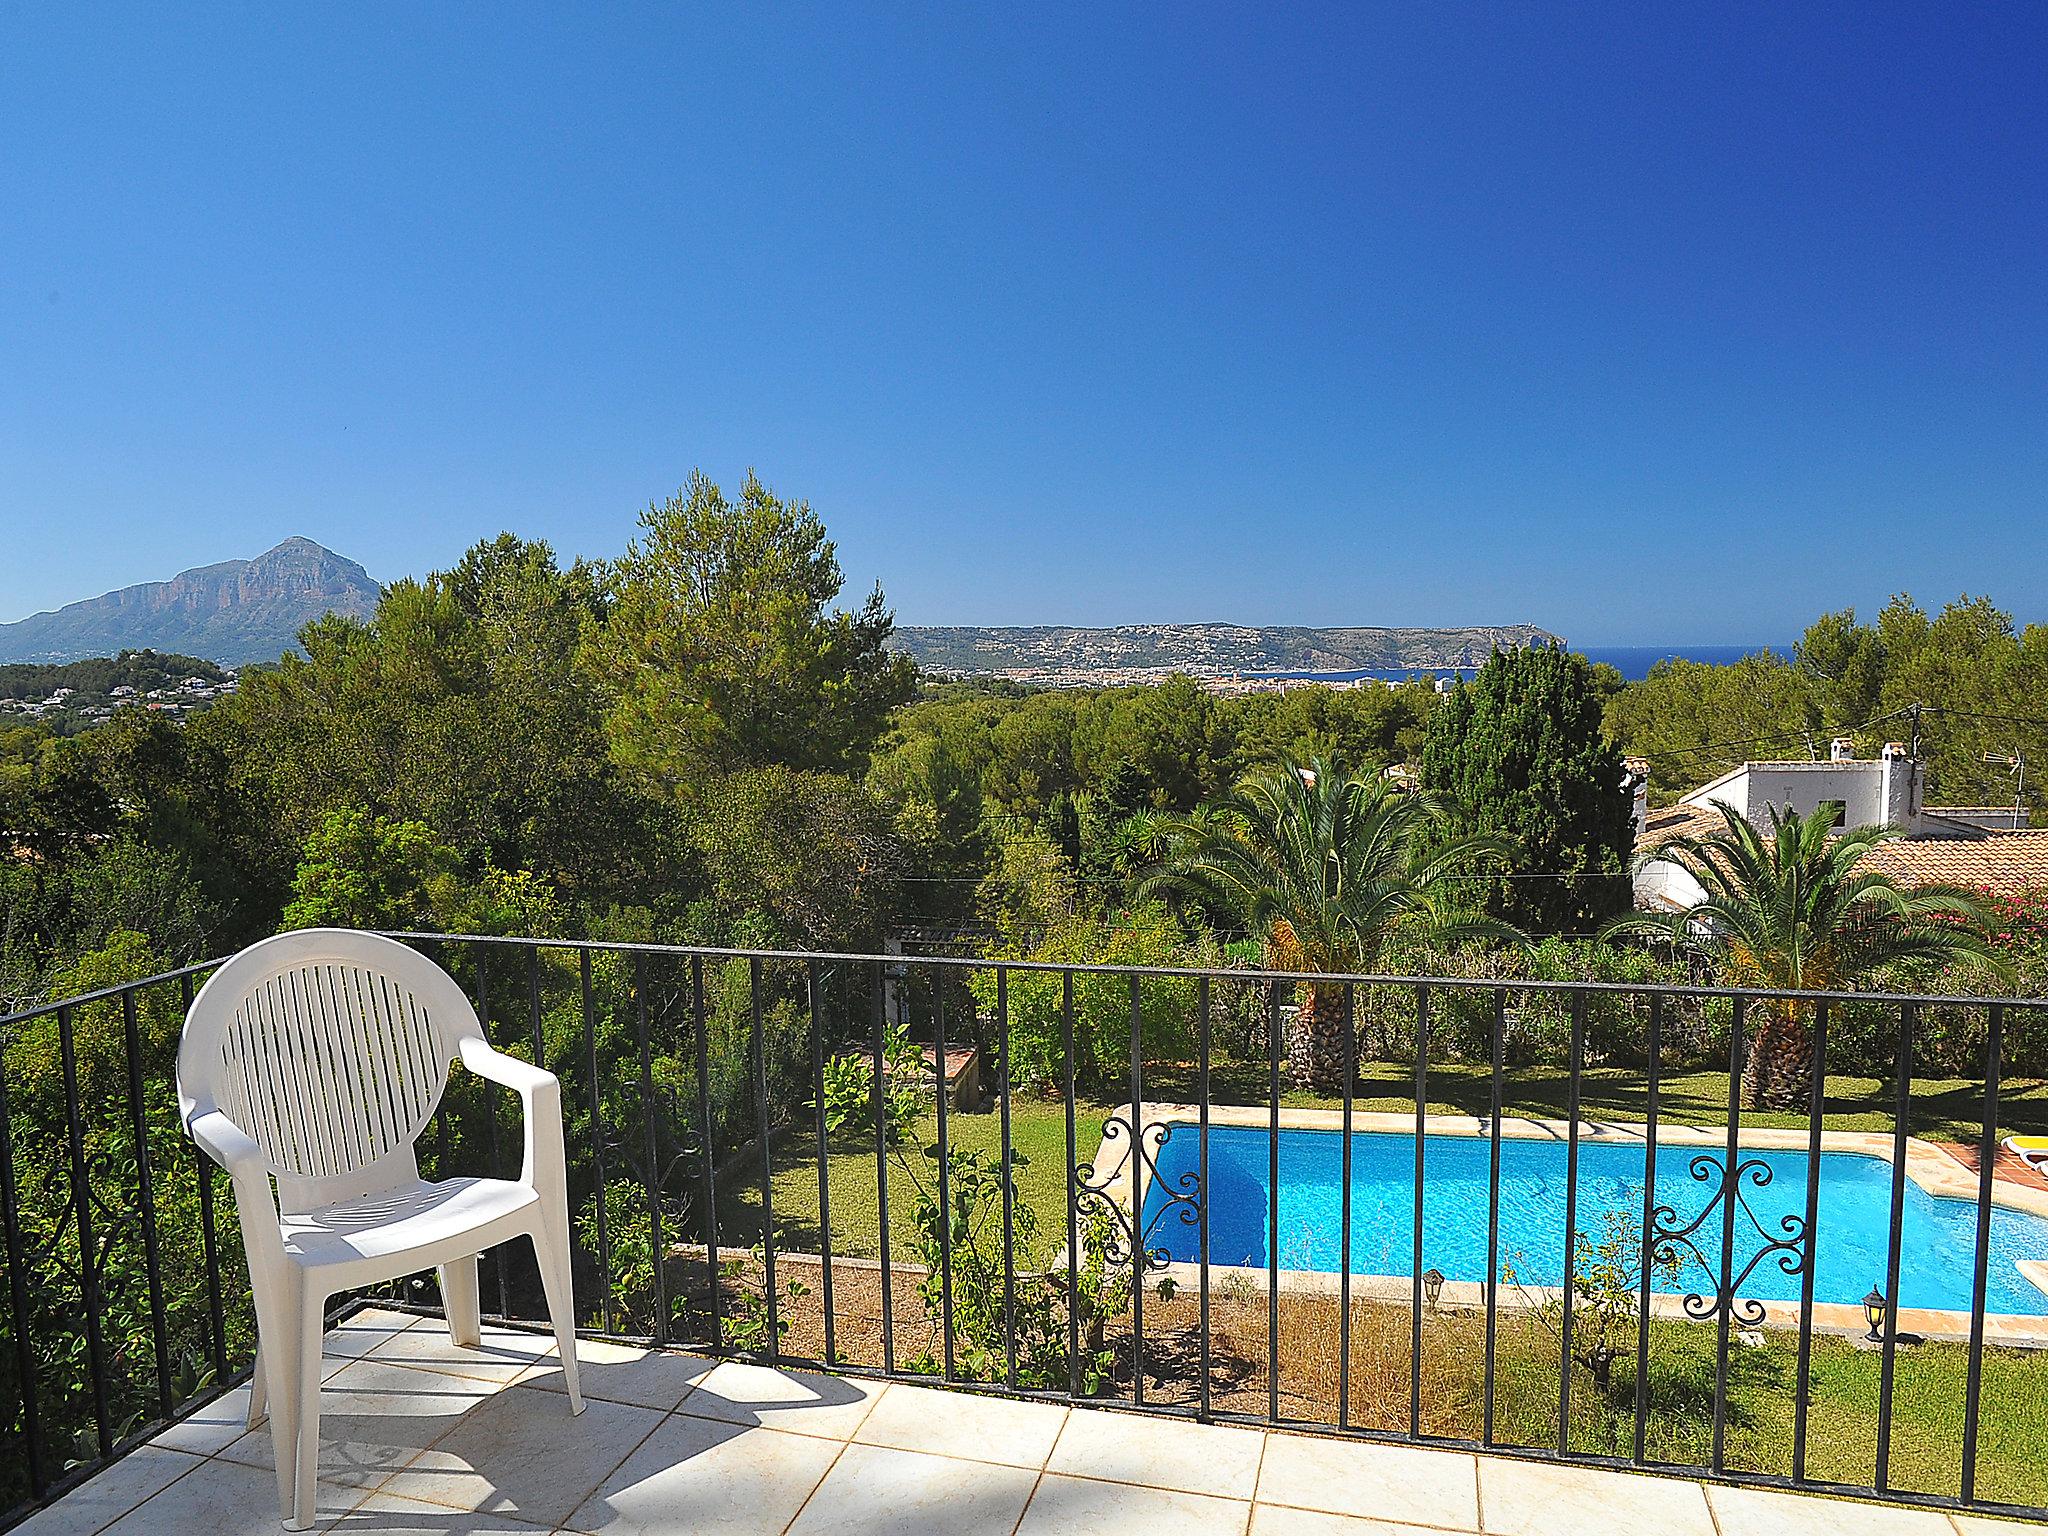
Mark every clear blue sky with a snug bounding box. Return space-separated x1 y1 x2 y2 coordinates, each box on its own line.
3 5 2043 645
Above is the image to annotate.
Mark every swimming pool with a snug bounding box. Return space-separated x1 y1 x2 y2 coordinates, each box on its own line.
1138 1123 2048 1316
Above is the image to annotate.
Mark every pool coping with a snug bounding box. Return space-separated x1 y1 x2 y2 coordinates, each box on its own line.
1079 1102 2048 1349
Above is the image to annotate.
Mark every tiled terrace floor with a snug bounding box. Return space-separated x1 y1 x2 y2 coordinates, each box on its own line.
15 1309 2046 1536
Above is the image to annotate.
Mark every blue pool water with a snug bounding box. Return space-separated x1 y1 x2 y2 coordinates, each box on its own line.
1140 1125 2048 1316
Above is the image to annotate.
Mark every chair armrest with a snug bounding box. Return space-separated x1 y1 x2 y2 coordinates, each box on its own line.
457 1037 565 1191
187 1109 286 1265
188 1108 266 1178
458 1036 557 1100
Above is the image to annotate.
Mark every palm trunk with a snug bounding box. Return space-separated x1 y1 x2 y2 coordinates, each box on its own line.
1287 984 1351 1093
1740 999 1814 1112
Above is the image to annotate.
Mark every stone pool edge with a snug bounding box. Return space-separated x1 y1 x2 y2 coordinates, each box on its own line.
1079 1102 2048 1349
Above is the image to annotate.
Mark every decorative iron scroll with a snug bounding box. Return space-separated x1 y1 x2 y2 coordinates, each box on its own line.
1646 1153 1807 1328
1074 1117 1201 1272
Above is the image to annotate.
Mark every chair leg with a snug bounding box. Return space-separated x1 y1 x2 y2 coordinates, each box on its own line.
247 1340 268 1429
440 1255 482 1348
248 1271 299 1526
532 1220 583 1414
288 1290 325 1531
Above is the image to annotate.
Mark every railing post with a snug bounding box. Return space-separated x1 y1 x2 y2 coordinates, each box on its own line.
57 1003 112 1457
691 956 721 1351
1791 999 1828 1485
1711 997 1745 1474
1338 982 1355 1431
750 959 777 1360
1632 992 1661 1466
934 969 955 1382
1483 987 1504 1447
1408 981 1426 1440
1196 974 1211 1422
999 967 1017 1394
1061 970 1079 1400
1267 978 1282 1425
581 949 612 1335
121 986 175 1419
1557 991 1585 1457
0 1029 44 1497
1875 1001 1914 1492
635 952 669 1346
1961 1002 2004 1505
1128 973 1145 1408
808 962 837 1366
872 960 895 1375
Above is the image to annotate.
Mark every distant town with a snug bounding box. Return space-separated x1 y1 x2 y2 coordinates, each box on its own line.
0 651 240 731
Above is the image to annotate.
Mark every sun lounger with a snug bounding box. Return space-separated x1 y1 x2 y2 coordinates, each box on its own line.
2003 1135 2048 1175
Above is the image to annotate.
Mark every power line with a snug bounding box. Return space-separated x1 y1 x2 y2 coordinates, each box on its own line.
1916 704 2048 733
1630 706 1916 764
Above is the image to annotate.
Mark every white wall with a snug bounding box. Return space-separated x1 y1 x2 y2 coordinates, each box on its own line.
1634 858 1707 913
1682 761 1903 829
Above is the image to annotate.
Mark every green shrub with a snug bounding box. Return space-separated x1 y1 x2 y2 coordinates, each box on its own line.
814 1024 922 1145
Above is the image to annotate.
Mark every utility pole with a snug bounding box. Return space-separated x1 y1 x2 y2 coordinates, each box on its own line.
1908 703 1922 759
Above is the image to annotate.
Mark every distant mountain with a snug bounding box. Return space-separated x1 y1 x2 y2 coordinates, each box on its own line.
889 622 1564 677
0 538 382 666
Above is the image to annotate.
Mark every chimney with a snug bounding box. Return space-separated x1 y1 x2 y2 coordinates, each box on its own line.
1880 742 1922 831
1624 756 1650 839
1830 738 1855 762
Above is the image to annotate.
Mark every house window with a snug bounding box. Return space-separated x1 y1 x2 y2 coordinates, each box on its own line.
1819 799 1847 828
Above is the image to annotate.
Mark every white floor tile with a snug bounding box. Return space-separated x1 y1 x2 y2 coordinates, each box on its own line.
524 1339 718 1410
1477 1457 1715 1536
1016 1472 1250 1536
98 1456 360 1535
676 1359 887 1441
1256 1433 1479 1531
783 1442 1040 1536
1048 1407 1266 1500
853 1381 1066 1468
148 1384 259 1457
1250 1506 1464 1536
1705 1484 1958 1536
324 1310 421 1369
364 1320 554 1385
564 1415 843 1535
217 1358 505 1489
8 1447 203 1536
374 1384 662 1528
323 1488 557 1533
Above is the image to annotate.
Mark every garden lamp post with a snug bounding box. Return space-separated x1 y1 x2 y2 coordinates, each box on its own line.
1423 1267 1445 1312
1863 1285 1888 1343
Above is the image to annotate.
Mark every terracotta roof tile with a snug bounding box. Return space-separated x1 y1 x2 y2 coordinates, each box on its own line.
1636 806 2048 895
1855 832 2048 896
1634 803 1726 855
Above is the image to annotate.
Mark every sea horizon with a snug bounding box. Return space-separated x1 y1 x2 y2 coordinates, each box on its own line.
1248 642 1792 684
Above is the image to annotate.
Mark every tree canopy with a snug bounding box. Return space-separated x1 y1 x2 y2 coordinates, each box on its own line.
1421 645 1635 934
593 470 915 784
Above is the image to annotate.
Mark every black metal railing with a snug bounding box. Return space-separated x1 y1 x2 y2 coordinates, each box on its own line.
4 935 2048 1530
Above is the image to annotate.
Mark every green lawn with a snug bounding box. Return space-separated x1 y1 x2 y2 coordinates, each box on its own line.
717 1099 1111 1266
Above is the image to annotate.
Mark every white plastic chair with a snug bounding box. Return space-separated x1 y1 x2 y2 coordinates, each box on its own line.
177 929 584 1529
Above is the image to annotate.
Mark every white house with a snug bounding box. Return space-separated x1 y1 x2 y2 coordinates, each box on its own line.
1632 740 2048 911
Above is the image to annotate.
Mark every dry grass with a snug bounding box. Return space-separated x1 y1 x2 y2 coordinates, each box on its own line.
617 1249 2048 1508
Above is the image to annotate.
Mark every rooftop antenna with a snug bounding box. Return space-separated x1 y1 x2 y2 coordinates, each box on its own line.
1983 750 2027 827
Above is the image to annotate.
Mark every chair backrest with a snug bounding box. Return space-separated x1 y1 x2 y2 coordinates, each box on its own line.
178 929 484 1212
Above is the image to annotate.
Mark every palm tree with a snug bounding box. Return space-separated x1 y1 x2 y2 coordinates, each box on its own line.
1603 799 2005 1110
1136 756 1520 1091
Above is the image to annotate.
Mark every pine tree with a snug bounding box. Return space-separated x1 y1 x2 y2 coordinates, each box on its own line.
1419 645 1634 934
